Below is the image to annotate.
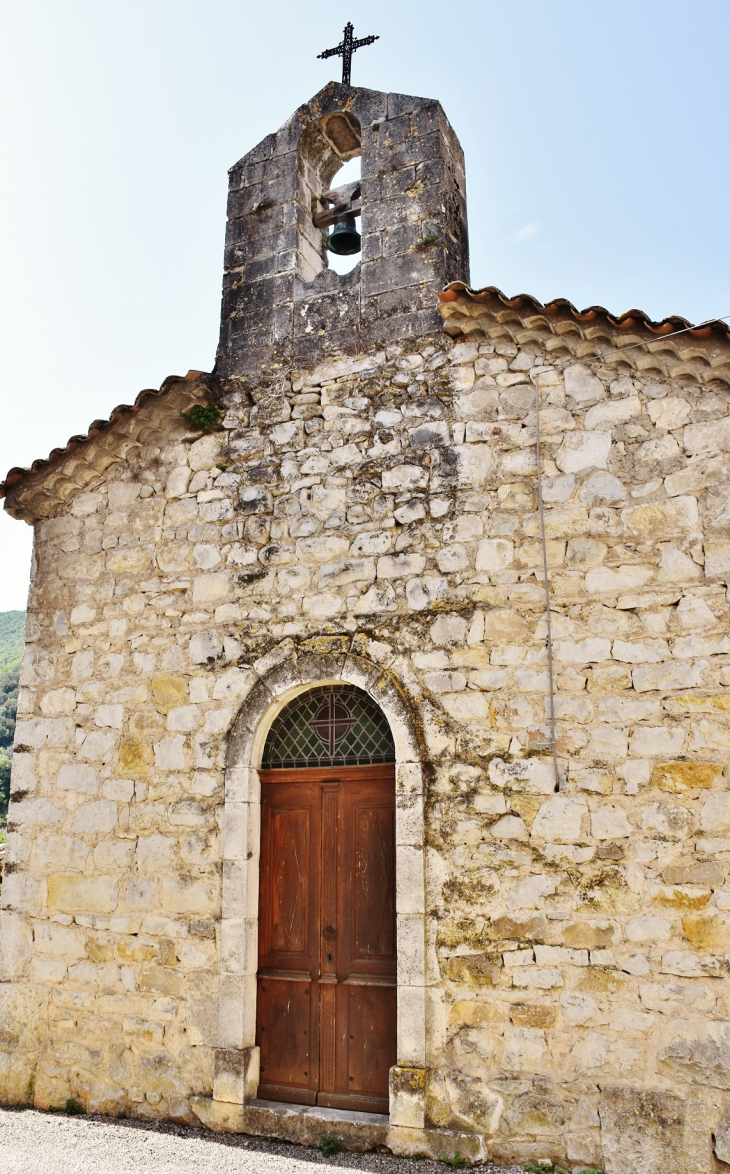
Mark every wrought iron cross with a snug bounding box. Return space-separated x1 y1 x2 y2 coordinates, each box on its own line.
310 695 355 756
317 21 379 87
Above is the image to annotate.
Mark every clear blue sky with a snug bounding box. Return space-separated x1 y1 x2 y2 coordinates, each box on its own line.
1 0 728 609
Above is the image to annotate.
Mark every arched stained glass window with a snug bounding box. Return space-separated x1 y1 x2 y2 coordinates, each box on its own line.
262 685 395 769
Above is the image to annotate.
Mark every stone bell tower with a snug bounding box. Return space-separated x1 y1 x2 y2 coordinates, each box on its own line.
215 82 469 383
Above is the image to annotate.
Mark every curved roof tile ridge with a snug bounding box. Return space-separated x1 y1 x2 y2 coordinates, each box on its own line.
438 281 730 341
0 370 213 499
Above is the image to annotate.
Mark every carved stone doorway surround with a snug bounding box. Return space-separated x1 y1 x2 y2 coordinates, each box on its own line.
213 640 428 1130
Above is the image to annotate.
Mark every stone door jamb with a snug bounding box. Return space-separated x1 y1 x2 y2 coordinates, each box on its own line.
213 646 428 1127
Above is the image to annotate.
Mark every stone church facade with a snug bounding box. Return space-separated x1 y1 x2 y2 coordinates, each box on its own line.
2 82 730 1172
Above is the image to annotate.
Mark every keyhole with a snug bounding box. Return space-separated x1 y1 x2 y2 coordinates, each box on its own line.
327 952 333 963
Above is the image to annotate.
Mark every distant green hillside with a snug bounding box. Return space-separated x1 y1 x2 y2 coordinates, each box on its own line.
0 611 24 676
0 611 24 820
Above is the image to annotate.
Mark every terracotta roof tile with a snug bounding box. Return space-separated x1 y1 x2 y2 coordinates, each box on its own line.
0 371 213 502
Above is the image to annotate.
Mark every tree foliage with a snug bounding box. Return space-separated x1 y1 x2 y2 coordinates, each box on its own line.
0 612 24 821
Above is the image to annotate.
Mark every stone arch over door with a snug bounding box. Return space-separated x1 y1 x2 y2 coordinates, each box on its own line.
213 641 427 1125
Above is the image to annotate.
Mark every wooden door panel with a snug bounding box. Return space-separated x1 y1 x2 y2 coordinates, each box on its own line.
354 804 396 961
318 982 396 1113
258 782 319 971
338 780 397 983
257 976 318 1104
257 765 396 1112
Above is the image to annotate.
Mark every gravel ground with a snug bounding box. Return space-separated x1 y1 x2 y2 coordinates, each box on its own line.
0 1107 525 1174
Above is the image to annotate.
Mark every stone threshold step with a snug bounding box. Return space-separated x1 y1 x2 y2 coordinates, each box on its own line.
190 1096 488 1163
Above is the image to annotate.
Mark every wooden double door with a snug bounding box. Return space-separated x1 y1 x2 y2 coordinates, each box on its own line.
256 764 396 1113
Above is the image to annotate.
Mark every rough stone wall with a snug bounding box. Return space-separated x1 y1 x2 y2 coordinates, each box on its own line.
3 312 730 1170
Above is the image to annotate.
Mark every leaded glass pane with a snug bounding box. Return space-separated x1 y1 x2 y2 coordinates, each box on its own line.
262 685 395 768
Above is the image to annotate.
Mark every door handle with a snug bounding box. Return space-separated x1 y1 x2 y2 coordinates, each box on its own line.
323 926 336 940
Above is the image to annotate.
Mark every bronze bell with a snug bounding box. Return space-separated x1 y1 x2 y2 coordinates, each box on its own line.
326 212 361 256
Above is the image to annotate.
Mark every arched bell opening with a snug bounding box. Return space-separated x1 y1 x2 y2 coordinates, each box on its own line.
256 684 396 1113
297 112 362 282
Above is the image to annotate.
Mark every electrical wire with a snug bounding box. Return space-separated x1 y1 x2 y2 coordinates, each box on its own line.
534 379 561 791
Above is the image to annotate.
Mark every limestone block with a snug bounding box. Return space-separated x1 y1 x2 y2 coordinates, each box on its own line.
95 704 123 729
564 364 605 406
302 593 344 618
640 981 716 1016
40 689 76 716
591 804 631 839
488 757 555 794
642 801 696 840
47 874 118 914
405 576 447 610
535 944 588 967
633 660 706 692
435 544 469 573
705 540 730 579
612 637 669 663
192 572 230 606
56 763 99 795
389 1066 427 1129
714 1106 730 1165
661 950 723 977
700 792 730 833
94 839 135 869
9 752 37 796
653 761 722 793
585 394 641 429
0 911 32 979
34 834 90 871
599 1086 709 1174
161 876 220 917
212 667 256 701
684 415 730 456
474 538 513 573
135 835 175 874
553 637 611 664
118 735 153 777
9 797 64 826
188 433 226 472
442 1070 503 1134
630 726 685 757
423 671 466 694
213 1046 260 1105
382 464 429 491
508 874 561 909
682 913 730 951
556 430 611 473
589 725 628 759
622 495 699 541
167 705 201 732
491 814 528 841
156 543 192 574
165 467 191 498
626 915 671 942
78 729 116 762
33 921 86 960
657 546 702 583
659 1019 730 1093
154 735 187 770
560 991 603 1027
530 796 587 844
646 396 691 430
71 799 118 835
585 564 654 594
